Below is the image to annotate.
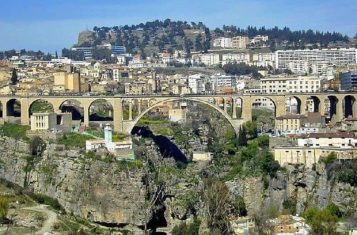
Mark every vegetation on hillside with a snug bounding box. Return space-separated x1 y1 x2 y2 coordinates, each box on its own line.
0 123 30 141
67 19 351 59
58 133 94 148
302 203 343 235
222 62 264 78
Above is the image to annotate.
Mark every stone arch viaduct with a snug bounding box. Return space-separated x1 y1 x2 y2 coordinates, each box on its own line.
0 92 356 134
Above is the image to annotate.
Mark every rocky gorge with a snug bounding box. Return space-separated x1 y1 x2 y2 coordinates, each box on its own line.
0 133 356 234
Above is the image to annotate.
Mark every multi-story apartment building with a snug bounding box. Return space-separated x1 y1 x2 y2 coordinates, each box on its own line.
275 48 357 74
71 47 93 60
251 53 275 67
212 37 232 48
221 53 250 65
188 75 207 94
210 75 237 91
251 35 269 44
232 36 250 49
260 76 321 94
341 71 357 91
199 53 220 66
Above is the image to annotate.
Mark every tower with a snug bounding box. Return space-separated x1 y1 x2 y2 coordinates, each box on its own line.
104 124 113 145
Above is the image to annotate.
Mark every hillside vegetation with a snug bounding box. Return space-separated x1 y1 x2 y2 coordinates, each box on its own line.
73 19 352 58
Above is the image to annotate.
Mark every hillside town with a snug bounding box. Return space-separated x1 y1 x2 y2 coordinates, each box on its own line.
0 17 356 235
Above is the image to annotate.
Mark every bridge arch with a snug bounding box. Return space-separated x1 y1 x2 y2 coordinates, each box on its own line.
88 99 113 122
306 96 321 113
59 99 85 122
327 95 340 122
344 95 357 118
126 97 240 134
6 99 22 121
285 96 302 114
28 99 54 116
251 96 277 114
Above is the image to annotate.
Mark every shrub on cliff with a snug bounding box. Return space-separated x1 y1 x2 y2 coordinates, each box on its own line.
319 152 337 165
0 196 9 223
302 207 339 235
172 217 201 235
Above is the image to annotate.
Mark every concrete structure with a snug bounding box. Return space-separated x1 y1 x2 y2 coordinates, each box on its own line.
199 53 220 66
86 124 134 158
297 132 356 148
212 37 232 48
53 71 81 93
341 71 357 91
260 76 321 94
275 114 306 133
71 47 93 60
221 53 250 65
192 152 213 162
275 48 357 74
274 146 357 168
30 112 72 132
232 36 250 49
1 92 357 135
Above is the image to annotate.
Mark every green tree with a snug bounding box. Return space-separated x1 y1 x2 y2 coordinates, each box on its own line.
303 207 339 235
10 68 18 85
203 177 230 234
237 126 247 146
243 121 258 139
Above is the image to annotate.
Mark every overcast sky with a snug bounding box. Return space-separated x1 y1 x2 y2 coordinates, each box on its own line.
0 0 356 53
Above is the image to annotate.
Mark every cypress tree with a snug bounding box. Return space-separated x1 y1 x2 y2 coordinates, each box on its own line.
10 68 18 85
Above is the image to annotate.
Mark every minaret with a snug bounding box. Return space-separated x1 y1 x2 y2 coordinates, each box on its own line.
104 124 113 146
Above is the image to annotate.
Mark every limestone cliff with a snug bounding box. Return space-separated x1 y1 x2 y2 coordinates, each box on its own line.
0 137 147 227
226 164 357 217
0 135 356 233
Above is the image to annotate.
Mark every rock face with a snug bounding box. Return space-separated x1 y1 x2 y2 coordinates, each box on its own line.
227 164 357 217
0 137 147 227
0 135 356 232
77 30 96 46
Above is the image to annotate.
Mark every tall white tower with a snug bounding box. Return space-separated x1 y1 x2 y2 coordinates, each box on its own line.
104 124 112 145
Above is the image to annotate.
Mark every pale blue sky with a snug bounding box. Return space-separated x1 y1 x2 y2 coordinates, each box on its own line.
0 0 356 52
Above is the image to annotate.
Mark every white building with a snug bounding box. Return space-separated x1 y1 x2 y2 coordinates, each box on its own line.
211 75 237 90
188 74 206 94
221 53 250 65
213 37 232 48
199 53 220 66
251 35 269 44
251 52 275 67
297 132 356 148
86 124 134 158
260 76 322 94
275 48 357 74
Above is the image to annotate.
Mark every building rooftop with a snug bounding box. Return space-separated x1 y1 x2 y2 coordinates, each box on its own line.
276 114 306 120
299 132 355 139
